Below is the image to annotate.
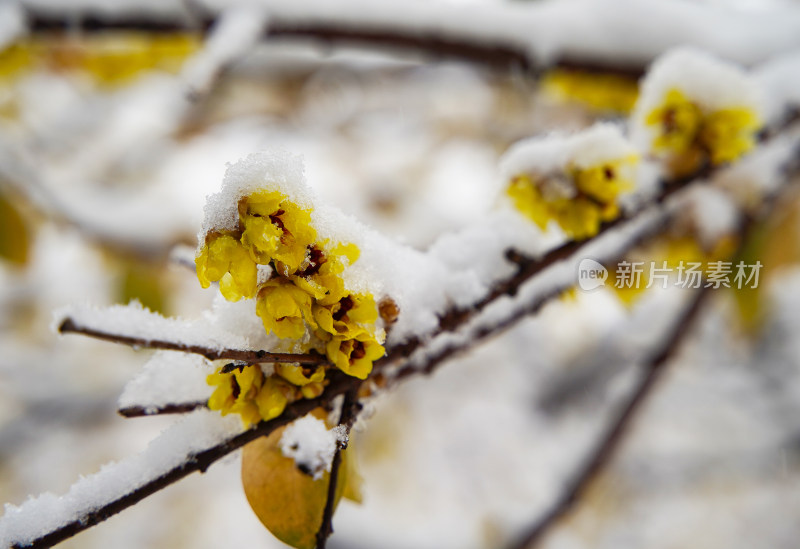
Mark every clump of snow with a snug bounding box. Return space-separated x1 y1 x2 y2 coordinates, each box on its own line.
118 351 215 412
499 123 637 182
0 409 243 548
279 415 344 480
199 150 314 238
631 48 763 149
55 301 251 352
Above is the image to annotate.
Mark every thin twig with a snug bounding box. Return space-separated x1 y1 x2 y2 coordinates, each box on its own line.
316 388 360 549
118 402 207 418
508 286 712 549
58 318 330 366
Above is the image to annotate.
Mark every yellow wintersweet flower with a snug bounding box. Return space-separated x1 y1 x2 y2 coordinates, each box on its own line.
196 233 258 301
254 376 292 421
572 157 636 204
275 363 326 386
239 190 317 273
700 108 760 165
313 293 379 339
507 156 634 241
645 88 761 172
646 89 702 154
550 198 610 241
207 366 296 427
291 242 359 306
207 365 264 428
0 42 33 81
326 334 385 380
506 175 551 232
81 33 199 86
542 69 639 114
256 279 316 339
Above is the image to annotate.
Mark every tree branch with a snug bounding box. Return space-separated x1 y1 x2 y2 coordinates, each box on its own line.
58 317 330 366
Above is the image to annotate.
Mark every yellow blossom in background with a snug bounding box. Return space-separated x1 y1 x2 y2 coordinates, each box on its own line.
646 89 702 154
645 88 761 174
256 279 316 339
572 157 636 204
79 33 199 86
541 69 639 114
326 334 385 380
196 233 258 301
700 107 761 165
506 175 552 232
507 155 636 240
0 34 199 86
0 42 33 81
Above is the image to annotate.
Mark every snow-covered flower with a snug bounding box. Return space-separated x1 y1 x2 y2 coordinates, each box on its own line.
196 153 389 425
196 233 258 300
633 48 762 176
501 124 638 240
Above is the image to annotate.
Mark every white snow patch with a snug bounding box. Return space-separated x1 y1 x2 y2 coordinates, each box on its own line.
279 415 344 480
56 301 251 352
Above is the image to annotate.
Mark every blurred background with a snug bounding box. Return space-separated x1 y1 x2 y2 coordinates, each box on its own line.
1 0 800 548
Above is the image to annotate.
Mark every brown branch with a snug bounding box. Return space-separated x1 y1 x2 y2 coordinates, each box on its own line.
57 317 330 366
316 388 360 549
10 370 361 549
118 401 207 418
20 7 645 78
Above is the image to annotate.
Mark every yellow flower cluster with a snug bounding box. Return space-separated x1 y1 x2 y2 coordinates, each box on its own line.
506 156 637 240
541 69 639 114
197 189 386 426
0 34 199 86
645 89 761 176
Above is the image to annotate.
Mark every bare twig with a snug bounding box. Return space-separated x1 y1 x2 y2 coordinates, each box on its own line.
58 317 330 366
118 402 207 418
316 388 360 549
508 286 712 549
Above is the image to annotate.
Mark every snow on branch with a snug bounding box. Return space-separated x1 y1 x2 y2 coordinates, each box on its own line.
57 302 329 365
18 0 800 74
